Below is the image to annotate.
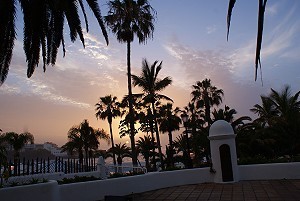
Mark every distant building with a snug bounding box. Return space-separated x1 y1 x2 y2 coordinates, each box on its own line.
43 142 68 157
22 142 68 157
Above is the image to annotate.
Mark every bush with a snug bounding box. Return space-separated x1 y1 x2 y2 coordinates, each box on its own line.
57 176 100 185
109 171 145 178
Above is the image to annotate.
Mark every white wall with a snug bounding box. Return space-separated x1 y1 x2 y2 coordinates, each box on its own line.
239 162 300 180
2 163 300 201
0 180 59 201
59 168 214 201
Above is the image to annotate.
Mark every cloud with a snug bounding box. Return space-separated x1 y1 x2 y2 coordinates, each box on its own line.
206 25 217 34
162 40 266 118
265 3 278 16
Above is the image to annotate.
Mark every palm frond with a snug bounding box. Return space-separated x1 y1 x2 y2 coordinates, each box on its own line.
226 0 236 41
0 0 16 85
255 0 267 81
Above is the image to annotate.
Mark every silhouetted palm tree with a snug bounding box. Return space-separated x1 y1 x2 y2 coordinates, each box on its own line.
173 134 189 168
132 59 172 169
191 79 224 126
250 96 278 127
0 133 7 164
95 95 121 166
63 120 109 168
136 135 156 171
107 143 131 166
138 106 155 167
0 0 108 85
158 103 181 167
105 0 156 166
212 105 252 132
3 132 34 161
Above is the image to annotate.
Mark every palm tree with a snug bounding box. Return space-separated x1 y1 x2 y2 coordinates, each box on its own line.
107 143 131 166
95 95 121 166
105 0 156 167
0 133 7 164
191 79 224 127
227 0 267 80
0 0 108 85
250 96 279 127
158 103 181 167
138 106 157 170
173 134 189 168
118 94 142 153
62 120 110 168
136 135 155 171
266 86 300 154
132 59 172 169
212 105 252 132
3 132 34 161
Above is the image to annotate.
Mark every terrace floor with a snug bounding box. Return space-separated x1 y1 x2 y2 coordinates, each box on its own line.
127 179 300 201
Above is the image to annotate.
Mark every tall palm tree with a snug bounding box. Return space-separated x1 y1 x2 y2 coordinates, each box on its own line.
136 135 155 172
105 0 156 167
107 143 131 166
132 59 172 169
0 0 108 85
158 103 181 167
95 95 121 166
191 79 224 127
3 132 34 161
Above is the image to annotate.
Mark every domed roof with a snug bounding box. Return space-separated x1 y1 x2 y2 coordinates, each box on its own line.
209 120 234 137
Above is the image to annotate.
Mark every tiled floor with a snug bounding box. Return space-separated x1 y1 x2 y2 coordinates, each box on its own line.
129 180 300 201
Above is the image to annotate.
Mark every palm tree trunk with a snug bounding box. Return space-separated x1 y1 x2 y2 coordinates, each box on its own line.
204 96 211 126
109 121 117 165
84 148 89 171
149 114 156 170
168 130 174 167
127 40 138 167
152 101 164 170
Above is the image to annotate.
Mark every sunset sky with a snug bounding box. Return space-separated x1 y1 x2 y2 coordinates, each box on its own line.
0 0 299 151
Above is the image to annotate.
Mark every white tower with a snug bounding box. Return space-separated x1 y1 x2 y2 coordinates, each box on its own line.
208 120 239 183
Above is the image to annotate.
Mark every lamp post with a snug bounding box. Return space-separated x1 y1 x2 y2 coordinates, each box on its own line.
181 113 193 168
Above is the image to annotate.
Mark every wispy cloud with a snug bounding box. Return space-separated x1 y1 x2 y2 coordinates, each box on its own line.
266 3 278 16
228 4 300 79
206 25 217 34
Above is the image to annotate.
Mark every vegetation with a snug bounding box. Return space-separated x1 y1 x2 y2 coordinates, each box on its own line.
1 132 34 161
0 81 299 173
132 59 172 169
227 0 268 80
95 95 121 166
61 119 110 169
158 103 181 167
136 135 156 171
106 143 131 166
57 176 100 185
1 0 298 174
0 0 108 85
105 0 156 167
